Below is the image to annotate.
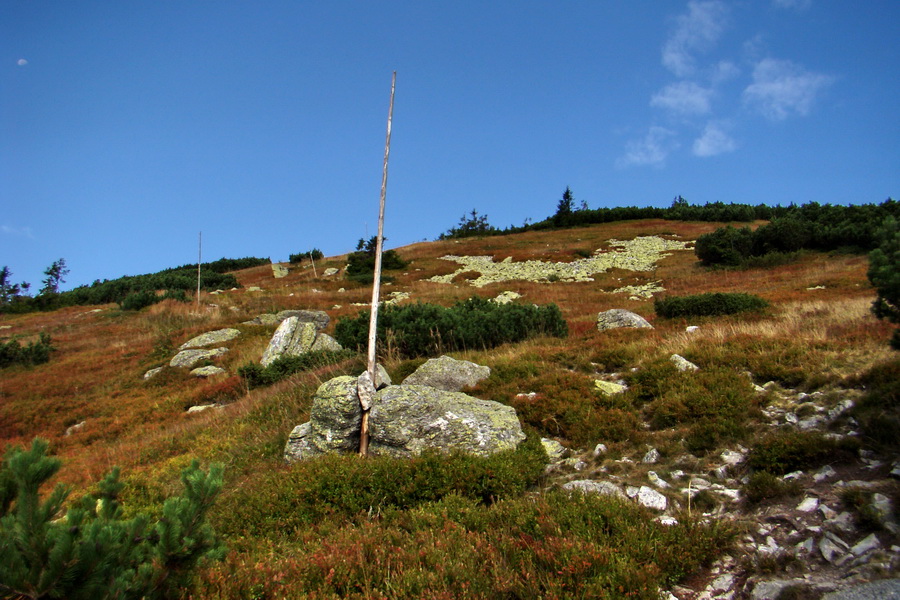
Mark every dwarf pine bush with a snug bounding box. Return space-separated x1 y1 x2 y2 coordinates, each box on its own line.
0 333 53 369
0 439 224 600
237 349 360 389
334 296 568 358
655 292 768 318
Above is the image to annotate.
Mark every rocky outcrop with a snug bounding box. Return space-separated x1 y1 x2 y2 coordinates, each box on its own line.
596 309 653 331
179 328 241 350
670 353 699 372
401 355 491 392
283 376 364 463
492 291 522 304
310 333 343 353
190 366 227 378
170 347 229 369
272 263 289 278
368 384 525 458
260 318 318 367
243 309 329 329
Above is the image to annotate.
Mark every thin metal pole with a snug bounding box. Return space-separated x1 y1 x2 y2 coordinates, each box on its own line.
360 71 396 456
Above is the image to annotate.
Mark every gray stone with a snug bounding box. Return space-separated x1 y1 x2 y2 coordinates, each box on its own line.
242 313 280 326
752 580 801 600
670 354 699 372
823 579 900 600
65 421 86 436
368 384 525 458
635 485 667 511
593 443 608 456
187 404 216 414
143 367 164 380
648 471 670 489
272 263 289 278
851 533 881 556
310 333 343 353
170 347 229 369
797 497 819 512
190 366 227 378
401 355 490 392
492 291 522 304
179 328 242 349
814 464 838 482
594 380 627 395
283 376 364 462
541 438 568 461
284 422 315 463
596 309 653 331
562 480 627 499
642 448 660 464
275 309 330 330
323 268 339 277
260 318 317 367
819 535 847 564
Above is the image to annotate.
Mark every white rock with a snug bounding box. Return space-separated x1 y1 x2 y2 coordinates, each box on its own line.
685 325 700 333
635 486 667 511
795 537 815 556
648 471 670 489
813 465 837 483
851 533 881 556
592 443 608 457
541 438 568 462
797 497 819 512
757 536 780 555
819 505 837 520
721 450 744 465
782 471 804 481
187 404 216 414
670 354 699 372
642 448 660 464
143 367 164 380
710 573 735 592
655 515 679 526
562 480 627 500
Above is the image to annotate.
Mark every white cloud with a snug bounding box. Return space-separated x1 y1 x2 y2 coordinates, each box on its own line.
693 121 737 156
651 81 714 115
711 60 740 83
743 58 834 120
1 225 35 238
662 0 729 77
16 58 28 66
772 0 812 11
616 127 678 168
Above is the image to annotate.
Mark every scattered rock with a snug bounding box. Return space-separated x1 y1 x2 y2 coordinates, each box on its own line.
635 486 667 511
822 579 900 600
562 480 628 500
190 366 227 378
323 267 339 277
851 533 881 556
541 438 568 462
187 404 216 414
271 263 289 278
797 497 819 512
170 348 229 369
310 333 343 353
260 318 318 367
368 384 525 458
642 448 660 464
65 421 85 436
275 309 330 329
594 380 627 395
242 313 280 326
593 443 608 457
648 471 670 489
284 376 364 462
596 309 653 331
246 286 262 292
685 325 700 333
670 354 699 372
492 291 522 304
179 328 241 350
401 355 490 392
143 367 164 380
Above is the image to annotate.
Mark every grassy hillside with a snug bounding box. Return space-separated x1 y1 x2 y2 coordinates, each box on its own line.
1 218 896 598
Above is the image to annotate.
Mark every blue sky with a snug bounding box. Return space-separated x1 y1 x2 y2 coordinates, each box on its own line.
2 1 898 290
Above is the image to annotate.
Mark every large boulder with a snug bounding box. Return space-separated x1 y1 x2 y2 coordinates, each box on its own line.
401 355 491 392
179 328 241 350
368 384 525 458
310 333 343 353
276 309 329 330
596 309 653 331
283 376 363 462
170 347 229 369
260 317 317 367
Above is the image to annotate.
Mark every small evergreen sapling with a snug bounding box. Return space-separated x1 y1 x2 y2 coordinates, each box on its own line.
0 438 224 600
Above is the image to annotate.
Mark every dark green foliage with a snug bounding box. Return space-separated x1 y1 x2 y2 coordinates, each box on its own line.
0 439 224 600
655 292 769 318
334 296 568 358
289 249 324 264
345 236 408 283
119 289 189 311
696 199 900 267
0 333 53 369
214 434 548 537
237 350 360 389
868 216 900 349
747 431 859 475
848 358 900 452
438 209 497 239
0 266 30 306
39 258 69 296
741 472 803 505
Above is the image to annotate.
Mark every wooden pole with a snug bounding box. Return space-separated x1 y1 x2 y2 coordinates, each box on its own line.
196 231 202 311
359 71 396 456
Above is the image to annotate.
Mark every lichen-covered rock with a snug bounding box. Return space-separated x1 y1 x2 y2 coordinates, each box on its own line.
242 313 280 326
284 422 315 463
368 384 525 458
143 367 164 380
323 267 339 277
179 328 241 350
594 380 627 395
170 347 229 368
562 480 628 500
541 438 568 461
670 354 699 372
596 309 653 331
492 291 522 304
190 366 227 378
272 263 289 278
402 355 490 392
284 376 364 463
260 317 318 367
275 309 329 330
310 333 343 352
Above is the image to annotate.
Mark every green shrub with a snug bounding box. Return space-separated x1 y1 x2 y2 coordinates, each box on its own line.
237 350 361 389
334 296 568 359
289 249 324 264
120 289 189 311
655 292 769 318
214 434 548 538
848 358 900 451
741 471 803 505
0 333 53 368
0 439 224 600
695 226 754 266
868 216 900 349
747 431 859 475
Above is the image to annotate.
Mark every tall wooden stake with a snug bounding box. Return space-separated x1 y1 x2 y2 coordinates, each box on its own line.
196 231 202 311
359 71 396 456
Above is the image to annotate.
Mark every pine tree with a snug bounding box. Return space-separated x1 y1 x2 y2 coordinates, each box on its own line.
0 438 224 600
869 216 900 349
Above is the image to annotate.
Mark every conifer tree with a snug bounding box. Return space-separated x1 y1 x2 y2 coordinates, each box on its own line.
0 438 224 600
869 216 900 349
